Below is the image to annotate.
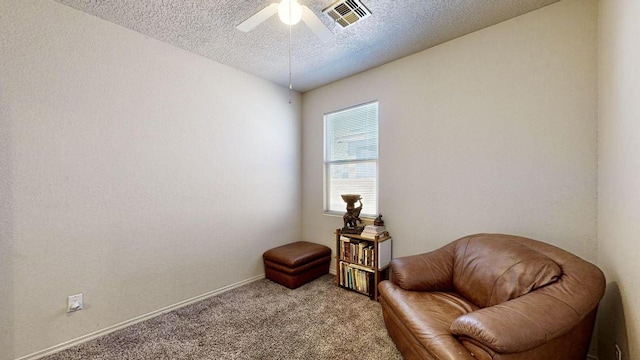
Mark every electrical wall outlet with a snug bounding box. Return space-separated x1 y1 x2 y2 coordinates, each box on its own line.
67 293 83 313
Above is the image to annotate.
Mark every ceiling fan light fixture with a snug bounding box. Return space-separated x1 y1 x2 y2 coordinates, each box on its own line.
278 0 302 25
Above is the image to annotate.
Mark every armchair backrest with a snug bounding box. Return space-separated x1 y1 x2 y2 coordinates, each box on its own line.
452 234 564 308
448 234 604 314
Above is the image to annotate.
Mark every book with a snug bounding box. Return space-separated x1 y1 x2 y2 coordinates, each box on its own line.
361 225 387 238
363 225 386 233
360 231 389 239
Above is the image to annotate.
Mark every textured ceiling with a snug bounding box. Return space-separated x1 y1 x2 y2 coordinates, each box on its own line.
53 0 559 93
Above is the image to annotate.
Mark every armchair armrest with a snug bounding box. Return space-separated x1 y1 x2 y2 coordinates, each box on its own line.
450 291 589 354
390 242 455 292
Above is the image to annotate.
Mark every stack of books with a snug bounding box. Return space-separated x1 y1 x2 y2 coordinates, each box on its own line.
340 236 375 266
360 224 388 239
339 261 374 296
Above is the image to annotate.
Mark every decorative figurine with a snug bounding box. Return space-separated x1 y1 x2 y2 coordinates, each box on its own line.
374 214 384 226
341 194 364 234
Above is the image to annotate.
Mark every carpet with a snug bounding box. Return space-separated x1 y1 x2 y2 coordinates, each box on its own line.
42 275 403 360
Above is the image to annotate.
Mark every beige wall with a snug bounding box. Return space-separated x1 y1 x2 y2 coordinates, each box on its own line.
0 1 301 359
302 0 597 264
598 0 640 359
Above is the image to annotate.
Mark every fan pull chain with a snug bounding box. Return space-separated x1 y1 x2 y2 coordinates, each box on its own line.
288 5 293 104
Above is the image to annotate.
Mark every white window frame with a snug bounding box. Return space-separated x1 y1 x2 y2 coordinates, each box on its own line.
323 101 379 218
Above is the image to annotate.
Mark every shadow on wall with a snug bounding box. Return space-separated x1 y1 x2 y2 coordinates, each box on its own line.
598 282 629 360
0 97 15 360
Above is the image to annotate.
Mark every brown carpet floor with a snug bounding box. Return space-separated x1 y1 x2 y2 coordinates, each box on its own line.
42 275 403 360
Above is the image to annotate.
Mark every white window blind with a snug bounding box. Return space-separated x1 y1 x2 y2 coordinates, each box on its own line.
324 101 378 216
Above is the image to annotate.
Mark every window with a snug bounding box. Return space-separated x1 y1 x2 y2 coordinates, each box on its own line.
324 101 378 217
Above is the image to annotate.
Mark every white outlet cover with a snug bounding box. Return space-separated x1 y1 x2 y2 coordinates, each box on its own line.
67 293 83 312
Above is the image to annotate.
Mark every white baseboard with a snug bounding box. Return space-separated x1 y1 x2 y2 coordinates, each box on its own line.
16 274 265 360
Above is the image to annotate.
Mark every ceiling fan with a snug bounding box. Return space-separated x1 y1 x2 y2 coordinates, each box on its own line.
236 0 333 43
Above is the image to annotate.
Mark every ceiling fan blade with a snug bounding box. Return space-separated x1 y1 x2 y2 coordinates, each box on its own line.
301 6 332 43
236 3 279 32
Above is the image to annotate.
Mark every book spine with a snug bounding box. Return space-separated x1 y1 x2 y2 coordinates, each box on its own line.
339 262 374 296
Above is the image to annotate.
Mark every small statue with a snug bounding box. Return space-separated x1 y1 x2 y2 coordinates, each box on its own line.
374 214 384 226
341 194 364 234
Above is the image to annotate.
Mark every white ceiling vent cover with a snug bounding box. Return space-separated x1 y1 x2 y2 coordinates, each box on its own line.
323 0 371 28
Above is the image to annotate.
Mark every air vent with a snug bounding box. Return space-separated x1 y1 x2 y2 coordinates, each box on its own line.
323 0 371 29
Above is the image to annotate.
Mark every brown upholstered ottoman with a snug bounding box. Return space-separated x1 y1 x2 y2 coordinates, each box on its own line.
263 241 331 289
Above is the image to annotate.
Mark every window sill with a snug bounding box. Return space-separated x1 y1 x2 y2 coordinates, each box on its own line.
323 211 376 221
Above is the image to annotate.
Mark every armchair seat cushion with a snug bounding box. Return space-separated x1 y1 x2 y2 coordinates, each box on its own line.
379 281 478 360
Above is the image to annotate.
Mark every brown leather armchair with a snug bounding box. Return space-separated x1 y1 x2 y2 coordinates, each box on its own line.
378 234 605 360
